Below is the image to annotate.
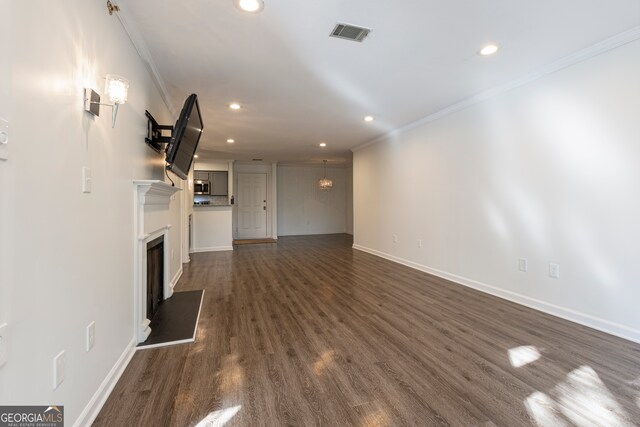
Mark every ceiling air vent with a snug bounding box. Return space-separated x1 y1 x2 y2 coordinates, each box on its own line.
330 23 371 42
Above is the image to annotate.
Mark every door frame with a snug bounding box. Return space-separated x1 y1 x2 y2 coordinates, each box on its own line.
236 172 268 239
232 162 278 240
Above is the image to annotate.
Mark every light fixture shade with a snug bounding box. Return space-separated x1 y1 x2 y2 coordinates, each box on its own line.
479 44 499 56
318 177 333 191
235 0 264 12
105 75 129 105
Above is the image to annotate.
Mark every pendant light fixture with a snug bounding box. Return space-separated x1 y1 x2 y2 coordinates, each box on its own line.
318 160 333 191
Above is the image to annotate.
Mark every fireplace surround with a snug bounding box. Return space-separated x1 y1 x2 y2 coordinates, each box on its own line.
133 180 181 343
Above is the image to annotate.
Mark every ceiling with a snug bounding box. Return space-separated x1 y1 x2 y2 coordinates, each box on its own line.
120 0 640 165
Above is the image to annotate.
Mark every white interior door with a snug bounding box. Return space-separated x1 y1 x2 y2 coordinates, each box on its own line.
237 173 268 239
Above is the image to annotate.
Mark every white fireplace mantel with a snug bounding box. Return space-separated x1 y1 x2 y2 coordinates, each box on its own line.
133 180 182 343
134 180 181 206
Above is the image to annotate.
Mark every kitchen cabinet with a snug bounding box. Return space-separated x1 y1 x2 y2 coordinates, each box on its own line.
193 170 228 196
194 171 209 181
211 172 228 196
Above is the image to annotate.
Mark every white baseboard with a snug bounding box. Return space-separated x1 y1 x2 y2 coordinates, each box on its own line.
278 232 350 237
170 267 183 291
190 245 233 253
352 244 640 344
73 338 136 427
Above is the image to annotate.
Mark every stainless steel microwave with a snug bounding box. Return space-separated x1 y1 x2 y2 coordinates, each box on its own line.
194 180 210 195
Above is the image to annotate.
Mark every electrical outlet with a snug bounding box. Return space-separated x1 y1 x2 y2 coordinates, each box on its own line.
392 235 398 243
86 321 95 352
53 350 66 389
417 239 422 248
82 167 92 193
549 262 560 279
0 323 8 367
0 118 9 161
518 258 528 272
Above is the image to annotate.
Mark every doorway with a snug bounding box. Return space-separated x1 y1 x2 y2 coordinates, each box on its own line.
237 173 268 239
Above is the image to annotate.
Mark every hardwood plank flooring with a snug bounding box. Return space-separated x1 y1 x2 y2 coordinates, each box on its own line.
94 234 640 426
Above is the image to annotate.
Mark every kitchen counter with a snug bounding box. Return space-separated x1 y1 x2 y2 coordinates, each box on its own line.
191 206 233 253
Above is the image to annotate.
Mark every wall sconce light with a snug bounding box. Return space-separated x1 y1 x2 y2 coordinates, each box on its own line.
84 75 129 128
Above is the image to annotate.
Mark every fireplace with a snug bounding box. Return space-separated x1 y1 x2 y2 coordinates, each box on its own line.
133 180 181 343
146 236 164 320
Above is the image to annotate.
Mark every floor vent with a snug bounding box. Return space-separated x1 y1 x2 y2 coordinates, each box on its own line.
330 23 371 42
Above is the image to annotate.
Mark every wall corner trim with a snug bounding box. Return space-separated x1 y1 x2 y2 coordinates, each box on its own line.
351 26 640 153
73 338 137 427
352 244 640 344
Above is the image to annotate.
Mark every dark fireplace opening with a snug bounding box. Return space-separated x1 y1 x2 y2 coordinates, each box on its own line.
147 236 164 320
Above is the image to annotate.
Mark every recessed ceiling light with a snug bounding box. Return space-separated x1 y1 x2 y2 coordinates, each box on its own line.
364 115 374 122
227 139 235 143
479 44 499 56
229 103 241 110
235 0 264 13
319 142 327 147
193 154 199 159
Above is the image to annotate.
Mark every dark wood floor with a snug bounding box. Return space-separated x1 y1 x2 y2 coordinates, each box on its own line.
94 234 640 426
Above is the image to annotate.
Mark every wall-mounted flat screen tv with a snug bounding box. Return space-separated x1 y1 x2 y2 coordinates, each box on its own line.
165 94 203 180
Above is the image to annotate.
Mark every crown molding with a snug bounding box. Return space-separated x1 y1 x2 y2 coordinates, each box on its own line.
112 1 176 116
352 26 640 153
277 162 352 168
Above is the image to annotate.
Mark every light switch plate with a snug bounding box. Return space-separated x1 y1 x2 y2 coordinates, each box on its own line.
518 258 528 272
82 167 92 193
53 350 66 389
549 262 560 279
0 323 8 367
86 321 95 352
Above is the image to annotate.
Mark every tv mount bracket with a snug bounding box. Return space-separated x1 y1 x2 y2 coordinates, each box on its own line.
145 110 174 150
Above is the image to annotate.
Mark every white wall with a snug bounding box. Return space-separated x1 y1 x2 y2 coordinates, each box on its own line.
0 0 12 383
277 165 348 236
168 182 184 285
0 1 182 425
353 39 640 342
182 168 194 262
194 160 229 171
